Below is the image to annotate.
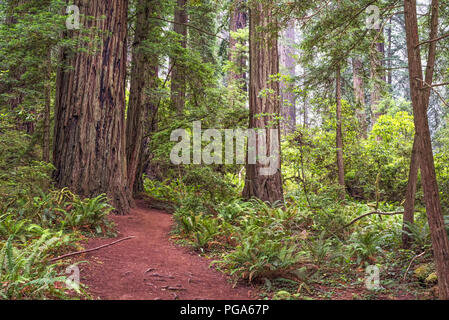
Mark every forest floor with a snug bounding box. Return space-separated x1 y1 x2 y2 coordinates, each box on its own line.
75 199 256 300
71 199 431 300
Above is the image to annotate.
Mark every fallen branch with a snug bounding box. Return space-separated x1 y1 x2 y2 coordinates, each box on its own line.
49 236 136 263
340 211 404 230
403 251 426 281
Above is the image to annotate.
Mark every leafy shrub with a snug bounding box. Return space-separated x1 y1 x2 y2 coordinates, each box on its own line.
0 214 46 242
215 235 301 283
57 193 114 235
0 231 80 299
346 228 385 265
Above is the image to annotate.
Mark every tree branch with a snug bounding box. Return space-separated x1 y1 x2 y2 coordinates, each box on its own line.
49 236 135 263
149 17 226 40
416 33 449 48
340 211 404 230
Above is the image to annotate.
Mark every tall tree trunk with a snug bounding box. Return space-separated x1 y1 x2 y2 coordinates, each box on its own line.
387 20 393 88
336 66 345 201
403 0 439 249
402 136 419 248
242 0 283 203
370 28 386 125
404 0 449 299
126 0 160 196
42 49 51 163
229 0 248 90
53 0 131 214
170 0 188 115
280 20 296 134
352 57 367 137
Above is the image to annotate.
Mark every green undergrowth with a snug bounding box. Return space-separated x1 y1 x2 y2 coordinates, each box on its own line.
0 130 115 299
145 177 436 300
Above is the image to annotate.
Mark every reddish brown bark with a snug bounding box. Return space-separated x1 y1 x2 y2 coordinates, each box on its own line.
370 28 386 124
404 0 449 299
43 49 51 163
53 0 131 214
242 0 283 203
170 0 188 115
126 0 160 196
402 0 439 249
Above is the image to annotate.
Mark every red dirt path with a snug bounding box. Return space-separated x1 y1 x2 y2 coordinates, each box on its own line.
77 200 255 300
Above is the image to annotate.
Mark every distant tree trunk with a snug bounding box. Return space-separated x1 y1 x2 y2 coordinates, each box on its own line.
229 0 248 90
170 0 188 115
387 20 393 88
243 0 283 203
404 0 449 300
303 94 308 128
42 49 51 163
402 137 418 248
352 57 367 137
370 27 386 125
280 21 296 134
336 66 345 201
53 0 131 214
126 0 160 196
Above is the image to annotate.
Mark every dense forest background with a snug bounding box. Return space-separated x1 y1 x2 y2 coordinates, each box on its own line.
1 0 449 300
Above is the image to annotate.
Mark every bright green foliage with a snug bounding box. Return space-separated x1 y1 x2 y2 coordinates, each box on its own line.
0 231 81 299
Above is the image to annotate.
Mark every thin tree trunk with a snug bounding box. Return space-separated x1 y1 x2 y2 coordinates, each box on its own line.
370 27 386 125
170 0 188 115
242 0 283 204
228 0 247 89
336 66 345 201
402 0 439 249
53 0 131 214
404 0 449 299
280 20 296 134
387 20 393 87
352 57 367 137
42 49 51 163
402 136 418 248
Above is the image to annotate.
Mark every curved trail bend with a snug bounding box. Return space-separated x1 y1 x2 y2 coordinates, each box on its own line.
78 200 254 300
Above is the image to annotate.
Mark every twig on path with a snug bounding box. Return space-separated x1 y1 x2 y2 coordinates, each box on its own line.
49 236 136 263
339 211 404 231
403 251 426 281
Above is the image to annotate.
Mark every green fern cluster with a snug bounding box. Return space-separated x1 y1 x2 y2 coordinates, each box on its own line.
0 231 78 299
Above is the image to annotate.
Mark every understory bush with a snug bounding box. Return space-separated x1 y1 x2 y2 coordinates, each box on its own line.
0 231 82 299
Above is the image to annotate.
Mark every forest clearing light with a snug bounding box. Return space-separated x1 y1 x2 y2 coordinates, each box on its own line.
170 121 280 176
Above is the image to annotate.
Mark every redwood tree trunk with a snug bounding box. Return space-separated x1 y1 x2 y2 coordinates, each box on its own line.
53 0 131 214
42 49 51 163
404 0 449 299
242 0 283 203
402 0 439 249
126 0 160 196
170 0 188 115
370 28 386 125
336 66 345 201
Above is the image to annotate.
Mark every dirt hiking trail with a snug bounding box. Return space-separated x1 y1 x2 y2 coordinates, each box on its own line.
78 200 255 300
